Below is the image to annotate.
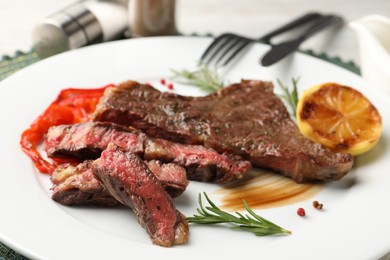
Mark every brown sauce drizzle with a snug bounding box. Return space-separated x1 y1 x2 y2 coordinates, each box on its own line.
217 169 323 211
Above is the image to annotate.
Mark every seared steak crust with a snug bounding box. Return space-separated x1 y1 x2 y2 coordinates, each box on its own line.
93 80 354 182
45 121 250 183
92 143 188 247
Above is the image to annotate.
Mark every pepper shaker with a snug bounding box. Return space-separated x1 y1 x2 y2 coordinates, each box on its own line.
129 0 177 37
32 0 128 58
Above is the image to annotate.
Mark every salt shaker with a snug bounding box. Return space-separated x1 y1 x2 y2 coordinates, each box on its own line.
129 0 177 37
32 0 128 58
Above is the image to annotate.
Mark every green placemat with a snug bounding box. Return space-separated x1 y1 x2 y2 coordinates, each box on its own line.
0 47 360 260
300 49 361 75
0 50 40 81
0 243 28 260
1 47 360 81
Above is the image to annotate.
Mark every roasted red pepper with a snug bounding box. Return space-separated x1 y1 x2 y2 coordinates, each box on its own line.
20 84 114 174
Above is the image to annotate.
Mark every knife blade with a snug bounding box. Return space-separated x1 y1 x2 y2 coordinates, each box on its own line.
260 15 343 66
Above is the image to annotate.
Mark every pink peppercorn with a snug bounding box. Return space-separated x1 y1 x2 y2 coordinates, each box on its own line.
297 208 305 217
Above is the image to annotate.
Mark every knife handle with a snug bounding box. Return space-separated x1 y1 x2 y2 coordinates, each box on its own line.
258 12 323 43
297 15 343 42
260 14 344 66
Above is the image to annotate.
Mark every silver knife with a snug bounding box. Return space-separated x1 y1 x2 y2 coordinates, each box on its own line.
260 15 344 66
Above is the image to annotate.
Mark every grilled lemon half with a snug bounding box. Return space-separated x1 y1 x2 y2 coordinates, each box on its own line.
296 82 382 156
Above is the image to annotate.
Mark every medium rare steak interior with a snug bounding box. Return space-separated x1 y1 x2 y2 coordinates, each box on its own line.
51 160 119 206
51 159 188 206
145 160 188 198
93 80 354 182
45 121 250 183
93 143 189 247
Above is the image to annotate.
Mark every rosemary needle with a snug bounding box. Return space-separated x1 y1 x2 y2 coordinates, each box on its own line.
170 63 223 92
187 192 291 236
277 77 300 117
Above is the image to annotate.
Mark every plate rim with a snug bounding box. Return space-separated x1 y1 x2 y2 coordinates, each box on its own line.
0 36 389 260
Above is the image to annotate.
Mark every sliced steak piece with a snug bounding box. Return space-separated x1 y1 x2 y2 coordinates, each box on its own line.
146 160 188 198
45 121 145 159
45 122 250 183
51 159 188 206
51 160 119 206
93 80 354 182
92 143 189 247
144 138 248 183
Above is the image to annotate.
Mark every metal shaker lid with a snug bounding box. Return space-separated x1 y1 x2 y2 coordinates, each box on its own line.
32 1 103 58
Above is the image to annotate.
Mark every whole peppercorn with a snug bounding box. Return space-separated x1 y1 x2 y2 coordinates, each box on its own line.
313 200 323 210
167 83 174 90
297 207 306 216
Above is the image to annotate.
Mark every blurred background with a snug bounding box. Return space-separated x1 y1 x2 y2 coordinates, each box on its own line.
0 0 389 65
0 0 390 259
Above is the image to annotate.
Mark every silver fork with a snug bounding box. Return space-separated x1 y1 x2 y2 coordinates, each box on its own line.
200 12 323 69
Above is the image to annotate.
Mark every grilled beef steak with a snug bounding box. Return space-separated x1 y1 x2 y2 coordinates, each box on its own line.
143 138 248 183
45 121 145 159
51 160 119 206
45 122 250 183
93 80 354 182
51 159 188 206
92 143 189 247
145 160 188 198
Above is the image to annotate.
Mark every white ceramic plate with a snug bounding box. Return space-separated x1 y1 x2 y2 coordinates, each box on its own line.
0 37 389 260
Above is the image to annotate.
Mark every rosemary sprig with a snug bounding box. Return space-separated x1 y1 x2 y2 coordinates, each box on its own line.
187 192 291 236
171 63 300 118
277 77 300 117
171 63 223 92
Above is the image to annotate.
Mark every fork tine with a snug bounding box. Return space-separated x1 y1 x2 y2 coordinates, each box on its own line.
200 33 254 69
200 33 235 64
212 36 246 67
215 38 253 69
200 13 330 70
